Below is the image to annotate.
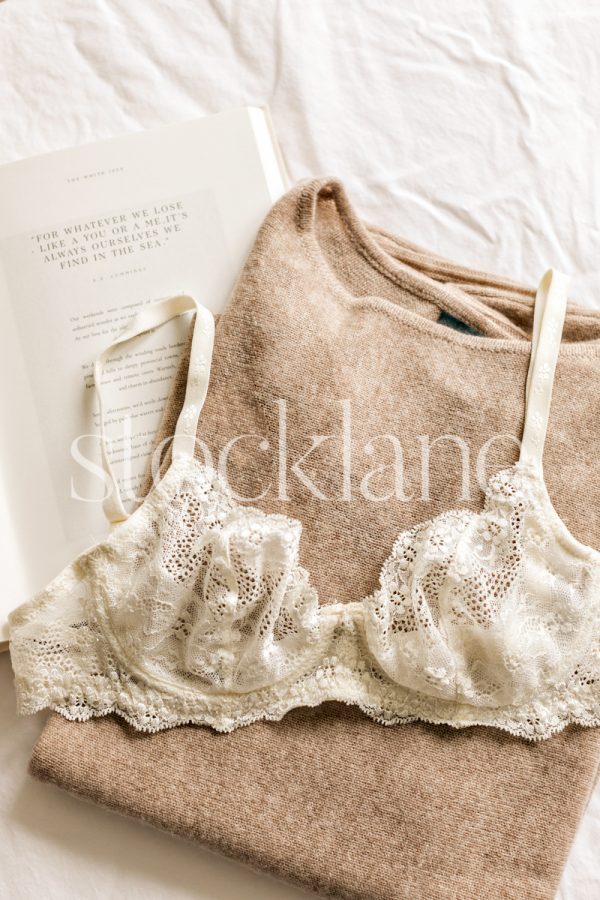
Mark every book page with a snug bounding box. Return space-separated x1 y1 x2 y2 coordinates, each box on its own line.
0 107 286 641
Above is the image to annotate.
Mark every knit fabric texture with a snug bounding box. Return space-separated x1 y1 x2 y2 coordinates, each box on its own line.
30 178 600 900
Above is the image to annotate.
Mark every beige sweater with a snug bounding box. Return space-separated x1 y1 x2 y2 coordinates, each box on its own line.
30 178 600 899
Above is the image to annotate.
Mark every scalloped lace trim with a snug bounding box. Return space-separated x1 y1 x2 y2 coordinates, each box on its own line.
14 637 600 740
9 457 600 741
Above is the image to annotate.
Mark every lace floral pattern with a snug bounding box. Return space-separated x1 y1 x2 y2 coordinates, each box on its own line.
9 457 600 741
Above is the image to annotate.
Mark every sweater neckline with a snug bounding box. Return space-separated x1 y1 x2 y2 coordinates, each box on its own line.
294 177 600 358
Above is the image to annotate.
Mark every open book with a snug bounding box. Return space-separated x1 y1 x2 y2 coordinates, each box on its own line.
0 107 288 649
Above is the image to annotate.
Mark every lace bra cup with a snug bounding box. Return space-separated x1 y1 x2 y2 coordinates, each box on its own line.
9 271 600 739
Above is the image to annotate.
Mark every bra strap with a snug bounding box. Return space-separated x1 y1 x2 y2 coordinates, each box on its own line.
93 294 215 525
519 268 569 471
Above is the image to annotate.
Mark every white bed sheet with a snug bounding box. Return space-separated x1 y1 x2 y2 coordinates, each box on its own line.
1 1 599 898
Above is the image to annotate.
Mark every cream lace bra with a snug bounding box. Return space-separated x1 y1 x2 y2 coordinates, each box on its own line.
9 269 600 740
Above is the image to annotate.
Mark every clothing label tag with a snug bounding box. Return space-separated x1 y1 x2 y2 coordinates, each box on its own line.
438 311 484 337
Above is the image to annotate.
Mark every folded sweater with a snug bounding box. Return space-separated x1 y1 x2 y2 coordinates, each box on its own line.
29 178 600 900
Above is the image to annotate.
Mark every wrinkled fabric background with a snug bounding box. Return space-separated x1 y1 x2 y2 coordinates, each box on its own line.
0 1 599 898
